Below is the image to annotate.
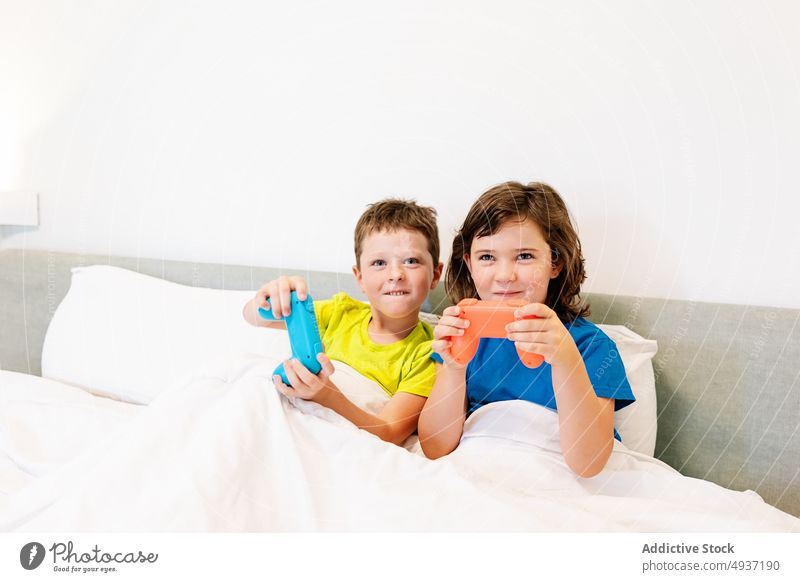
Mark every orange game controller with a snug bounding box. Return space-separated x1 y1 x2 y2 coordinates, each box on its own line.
450 298 545 368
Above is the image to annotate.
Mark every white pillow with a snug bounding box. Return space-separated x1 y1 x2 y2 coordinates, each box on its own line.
41 266 290 404
598 324 659 457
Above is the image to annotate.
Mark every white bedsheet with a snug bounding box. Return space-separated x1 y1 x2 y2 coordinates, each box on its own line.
0 358 797 532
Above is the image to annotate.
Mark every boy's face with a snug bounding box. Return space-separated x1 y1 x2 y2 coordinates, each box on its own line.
353 228 442 321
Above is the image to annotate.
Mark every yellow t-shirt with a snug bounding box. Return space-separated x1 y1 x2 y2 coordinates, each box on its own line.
314 292 436 397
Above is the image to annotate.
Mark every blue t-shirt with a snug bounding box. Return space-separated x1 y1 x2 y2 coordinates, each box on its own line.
432 317 635 439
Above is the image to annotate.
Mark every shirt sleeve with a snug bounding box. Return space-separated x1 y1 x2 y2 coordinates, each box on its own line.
312 293 339 339
577 332 636 411
397 341 437 397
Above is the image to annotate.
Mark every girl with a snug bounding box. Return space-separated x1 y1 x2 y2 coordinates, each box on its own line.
418 181 634 477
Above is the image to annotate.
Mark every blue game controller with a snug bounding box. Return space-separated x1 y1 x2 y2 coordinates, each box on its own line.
258 291 325 387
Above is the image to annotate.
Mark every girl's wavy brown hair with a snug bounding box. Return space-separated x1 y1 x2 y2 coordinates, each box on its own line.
445 181 590 322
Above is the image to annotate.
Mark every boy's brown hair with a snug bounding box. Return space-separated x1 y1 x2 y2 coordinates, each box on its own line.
354 198 440 267
445 181 590 322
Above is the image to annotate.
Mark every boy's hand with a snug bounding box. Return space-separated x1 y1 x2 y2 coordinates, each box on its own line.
255 275 308 318
505 303 580 368
432 305 469 370
273 353 338 403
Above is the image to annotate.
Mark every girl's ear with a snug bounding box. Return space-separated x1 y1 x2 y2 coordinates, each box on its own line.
463 253 472 273
550 249 562 279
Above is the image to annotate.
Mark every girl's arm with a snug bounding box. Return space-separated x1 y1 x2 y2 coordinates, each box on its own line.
508 303 614 477
417 363 468 459
277 356 425 446
550 350 615 477
417 305 471 459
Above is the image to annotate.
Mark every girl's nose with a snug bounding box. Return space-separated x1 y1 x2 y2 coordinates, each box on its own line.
495 262 517 282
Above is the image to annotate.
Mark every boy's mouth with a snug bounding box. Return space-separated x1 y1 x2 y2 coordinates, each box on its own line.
383 290 410 296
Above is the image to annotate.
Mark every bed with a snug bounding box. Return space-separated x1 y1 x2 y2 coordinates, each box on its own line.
0 248 798 531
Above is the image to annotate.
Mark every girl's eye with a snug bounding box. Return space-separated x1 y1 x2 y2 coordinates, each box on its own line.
517 252 534 260
478 254 494 262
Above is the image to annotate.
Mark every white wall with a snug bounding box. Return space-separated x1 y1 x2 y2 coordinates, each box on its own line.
2 0 799 308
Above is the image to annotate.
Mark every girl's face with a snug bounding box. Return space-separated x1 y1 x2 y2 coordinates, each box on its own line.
464 219 562 304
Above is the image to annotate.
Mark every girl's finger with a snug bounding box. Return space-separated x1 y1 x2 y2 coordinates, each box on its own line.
432 339 452 354
514 302 551 318
442 305 462 317
506 318 549 333
434 326 463 340
440 315 469 329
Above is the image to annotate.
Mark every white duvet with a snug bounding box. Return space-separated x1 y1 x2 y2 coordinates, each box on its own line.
0 358 798 532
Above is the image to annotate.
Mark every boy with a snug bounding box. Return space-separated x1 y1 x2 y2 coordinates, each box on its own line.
242 199 443 445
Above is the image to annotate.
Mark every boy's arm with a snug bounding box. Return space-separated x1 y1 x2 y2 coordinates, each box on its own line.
243 296 285 329
317 389 426 446
276 356 425 446
417 363 468 459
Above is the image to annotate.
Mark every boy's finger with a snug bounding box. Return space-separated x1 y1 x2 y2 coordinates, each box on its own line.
283 360 304 389
273 375 295 397
258 287 271 308
317 353 335 377
294 277 308 301
279 279 292 317
265 284 281 314
290 358 317 385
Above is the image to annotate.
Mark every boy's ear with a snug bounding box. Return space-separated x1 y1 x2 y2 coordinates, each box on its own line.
352 264 365 291
430 262 444 289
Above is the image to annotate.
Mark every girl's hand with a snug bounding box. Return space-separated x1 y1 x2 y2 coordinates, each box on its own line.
273 353 338 403
255 275 309 318
505 303 580 368
432 305 470 369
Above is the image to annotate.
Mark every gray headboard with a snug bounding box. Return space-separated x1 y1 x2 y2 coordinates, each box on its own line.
1 248 798 517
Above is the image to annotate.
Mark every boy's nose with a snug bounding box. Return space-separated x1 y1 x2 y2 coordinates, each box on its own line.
388 264 405 280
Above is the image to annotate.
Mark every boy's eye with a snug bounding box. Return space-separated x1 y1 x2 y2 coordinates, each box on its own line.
404 258 420 265
478 254 494 262
517 252 534 260
371 260 386 267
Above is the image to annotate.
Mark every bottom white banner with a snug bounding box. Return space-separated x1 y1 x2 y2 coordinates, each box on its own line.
1 533 797 581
